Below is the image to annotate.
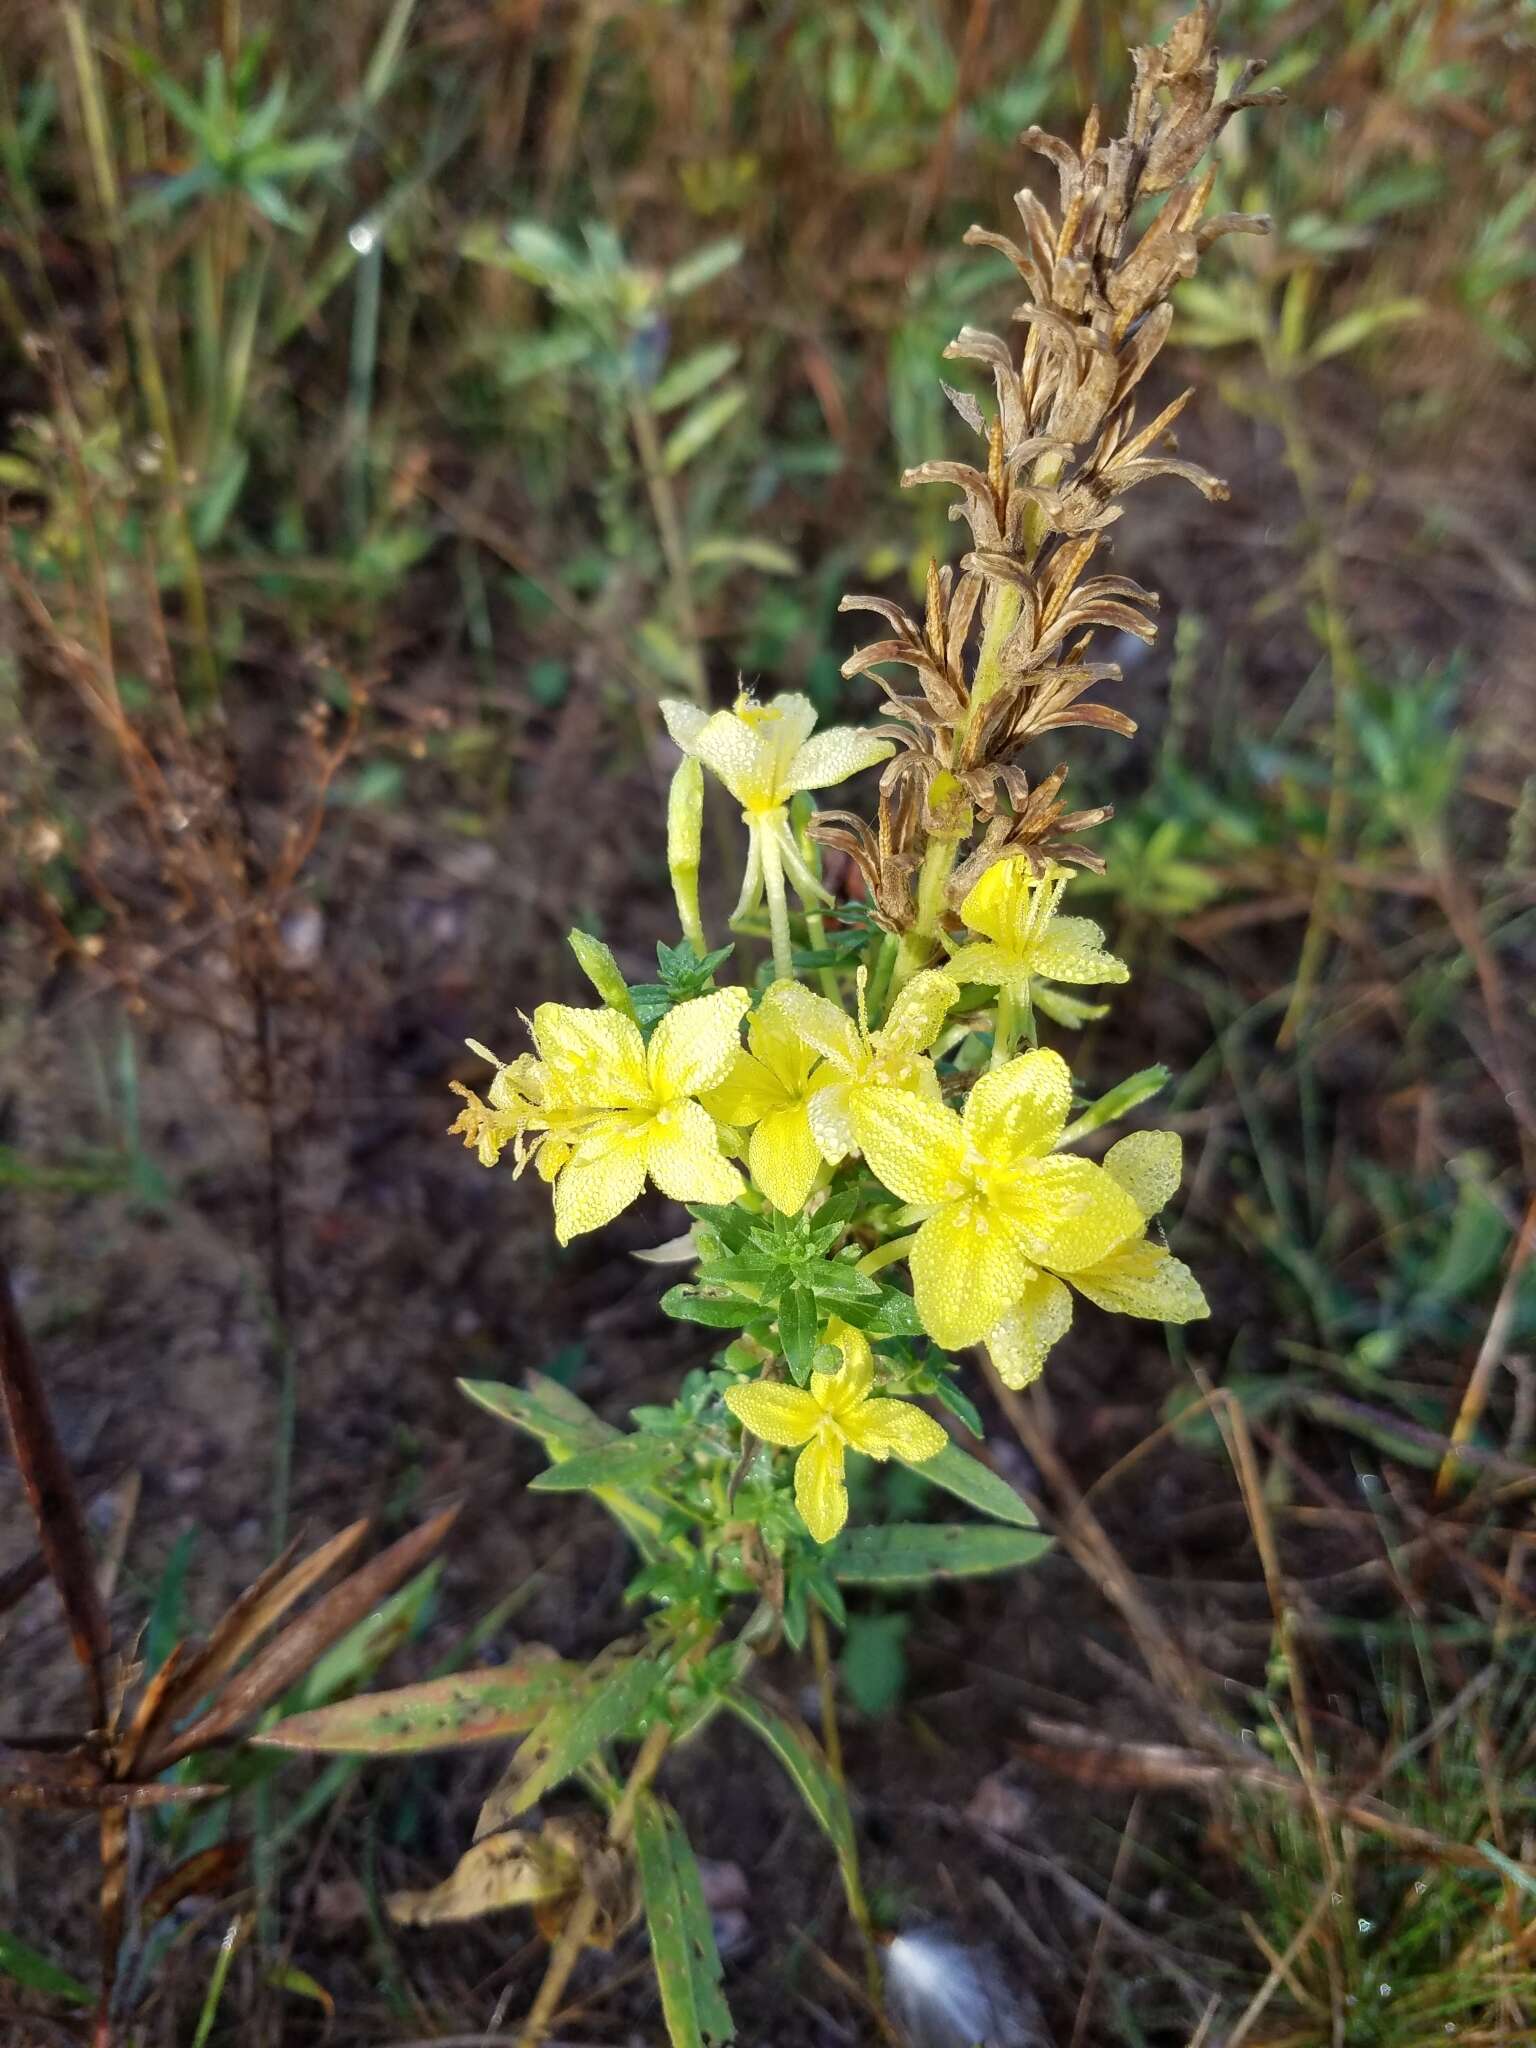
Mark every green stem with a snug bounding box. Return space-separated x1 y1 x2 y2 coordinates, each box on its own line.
890 835 959 995
989 984 1018 1069
855 1231 918 1277
628 387 707 707
865 930 900 1024
760 826 795 982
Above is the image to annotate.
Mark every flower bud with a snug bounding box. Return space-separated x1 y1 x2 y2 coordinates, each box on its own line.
567 929 637 1020
667 754 707 953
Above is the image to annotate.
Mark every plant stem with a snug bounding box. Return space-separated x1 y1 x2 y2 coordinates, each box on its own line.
809 1607 882 2008
890 834 959 994
761 825 795 982
628 386 707 707
514 1716 674 2048
989 983 1018 1069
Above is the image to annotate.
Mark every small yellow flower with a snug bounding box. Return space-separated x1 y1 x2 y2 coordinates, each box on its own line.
724 1322 947 1543
702 982 837 1215
946 859 1127 1009
852 1048 1144 1351
448 1046 551 1168
662 692 893 977
529 988 750 1243
987 1130 1209 1387
769 968 959 1164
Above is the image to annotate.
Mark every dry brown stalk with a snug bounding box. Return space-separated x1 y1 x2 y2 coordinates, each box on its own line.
816 4 1280 958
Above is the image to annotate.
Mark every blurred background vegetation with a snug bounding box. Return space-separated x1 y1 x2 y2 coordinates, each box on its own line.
1 1 1533 2042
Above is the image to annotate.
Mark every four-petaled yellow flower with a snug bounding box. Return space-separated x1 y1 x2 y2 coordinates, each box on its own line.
529 989 750 1243
851 1047 1143 1351
768 968 959 1165
988 1130 1209 1387
702 982 836 1215
724 1322 947 1543
947 859 1128 1016
662 692 893 978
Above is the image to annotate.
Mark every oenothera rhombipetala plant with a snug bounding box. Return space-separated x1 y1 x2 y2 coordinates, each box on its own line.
264 10 1272 2039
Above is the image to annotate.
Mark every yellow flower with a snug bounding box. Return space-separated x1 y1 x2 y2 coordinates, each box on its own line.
448 1046 552 1168
946 859 1128 1006
662 692 893 977
987 1130 1209 1388
702 982 836 1215
529 989 750 1243
724 1322 947 1543
851 1048 1143 1351
769 968 959 1164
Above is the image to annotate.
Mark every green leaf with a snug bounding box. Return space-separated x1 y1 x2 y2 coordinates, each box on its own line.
688 535 796 576
661 237 744 300
504 1658 664 1818
847 1284 926 1337
931 1375 983 1438
567 929 637 1019
1057 1065 1170 1146
777 1284 817 1383
1308 297 1425 366
840 1612 908 1716
288 1563 441 1710
1476 1840 1536 1897
903 1442 1039 1529
256 1655 579 1754
528 1438 676 1494
829 1523 1052 1586
459 1374 618 1457
660 1286 762 1330
662 386 747 473
651 341 740 412
723 1690 856 1867
0 1929 91 2005
633 1795 735 2047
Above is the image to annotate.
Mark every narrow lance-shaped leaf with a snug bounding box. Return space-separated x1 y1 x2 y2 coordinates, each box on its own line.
258 1653 578 1755
633 1794 735 2048
900 1442 1043 1530
829 1523 1053 1586
477 1657 664 1834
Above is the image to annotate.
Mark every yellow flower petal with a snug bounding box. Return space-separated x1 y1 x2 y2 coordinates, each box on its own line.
701 1049 783 1129
660 698 709 753
988 1271 1073 1389
880 969 960 1055
688 709 771 810
1104 1130 1183 1218
725 1379 820 1446
647 987 750 1100
963 1048 1072 1162
1071 1239 1209 1322
959 857 1032 947
845 1398 947 1463
533 1005 650 1108
998 1155 1143 1273
748 1102 823 1215
910 1202 1032 1350
740 691 818 778
814 1321 875 1409
1028 915 1129 986
750 982 824 1094
794 1432 848 1544
807 1078 855 1162
643 1098 744 1204
943 940 1019 990
782 725 895 796
851 1091 967 1206
767 982 863 1072
552 1132 648 1243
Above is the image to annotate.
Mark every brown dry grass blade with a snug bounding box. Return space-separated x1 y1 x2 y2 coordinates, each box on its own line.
151 1517 370 1737
0 1254 112 1725
141 1840 249 1931
142 1504 461 1772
